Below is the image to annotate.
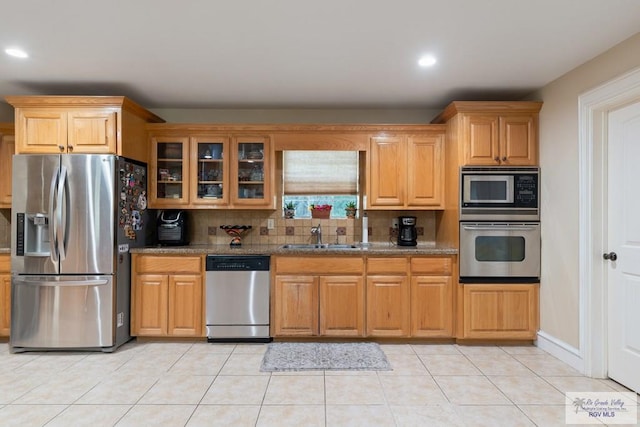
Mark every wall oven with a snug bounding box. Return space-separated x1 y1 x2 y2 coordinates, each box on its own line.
460 166 539 221
459 222 540 283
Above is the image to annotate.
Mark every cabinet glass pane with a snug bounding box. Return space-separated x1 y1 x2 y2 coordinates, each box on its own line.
237 142 264 199
197 141 224 200
157 142 183 199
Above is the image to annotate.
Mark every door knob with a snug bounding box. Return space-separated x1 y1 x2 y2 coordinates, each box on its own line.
603 252 618 261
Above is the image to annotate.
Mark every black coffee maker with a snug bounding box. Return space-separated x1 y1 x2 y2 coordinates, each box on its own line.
397 216 417 246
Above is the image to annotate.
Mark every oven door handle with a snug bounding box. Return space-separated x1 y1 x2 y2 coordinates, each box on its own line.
461 225 539 231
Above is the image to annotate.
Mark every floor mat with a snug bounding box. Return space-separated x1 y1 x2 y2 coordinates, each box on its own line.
260 342 392 372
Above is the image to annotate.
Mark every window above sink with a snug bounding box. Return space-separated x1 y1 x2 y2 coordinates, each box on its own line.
283 150 359 219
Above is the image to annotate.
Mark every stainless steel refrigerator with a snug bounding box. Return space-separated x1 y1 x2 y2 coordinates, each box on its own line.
10 154 151 352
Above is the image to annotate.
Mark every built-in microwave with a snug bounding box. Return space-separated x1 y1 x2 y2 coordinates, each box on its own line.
460 166 539 221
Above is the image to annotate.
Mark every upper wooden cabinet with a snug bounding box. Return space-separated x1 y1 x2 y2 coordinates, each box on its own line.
6 96 164 162
367 130 445 209
150 136 192 207
463 114 537 165
230 136 272 208
148 129 274 209
0 123 15 208
434 101 542 166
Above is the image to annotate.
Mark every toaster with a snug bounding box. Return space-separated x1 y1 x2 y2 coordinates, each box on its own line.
157 210 189 246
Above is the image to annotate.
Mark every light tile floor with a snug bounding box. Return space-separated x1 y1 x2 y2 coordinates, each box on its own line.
0 341 637 426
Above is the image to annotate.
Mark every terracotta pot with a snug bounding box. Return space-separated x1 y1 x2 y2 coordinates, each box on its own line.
311 209 331 219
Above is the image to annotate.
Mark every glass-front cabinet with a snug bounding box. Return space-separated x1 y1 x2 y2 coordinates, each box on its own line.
231 136 272 207
191 137 229 206
150 136 190 206
149 132 273 209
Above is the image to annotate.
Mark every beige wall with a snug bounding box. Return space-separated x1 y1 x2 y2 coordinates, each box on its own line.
528 32 640 349
0 103 12 122
0 104 440 124
149 108 440 124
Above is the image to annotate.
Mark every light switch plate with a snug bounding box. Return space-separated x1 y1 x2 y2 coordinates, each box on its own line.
267 219 275 229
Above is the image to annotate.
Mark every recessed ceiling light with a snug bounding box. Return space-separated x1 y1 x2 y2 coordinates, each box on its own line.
5 48 29 58
418 55 437 67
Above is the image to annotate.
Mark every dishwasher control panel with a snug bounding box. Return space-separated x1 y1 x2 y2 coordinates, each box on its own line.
206 255 270 271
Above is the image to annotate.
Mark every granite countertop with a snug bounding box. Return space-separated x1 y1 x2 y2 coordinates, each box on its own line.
131 243 457 256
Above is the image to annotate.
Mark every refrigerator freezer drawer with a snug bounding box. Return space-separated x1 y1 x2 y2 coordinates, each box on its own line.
10 275 114 350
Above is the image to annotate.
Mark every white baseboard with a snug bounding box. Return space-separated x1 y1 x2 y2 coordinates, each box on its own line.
536 330 585 374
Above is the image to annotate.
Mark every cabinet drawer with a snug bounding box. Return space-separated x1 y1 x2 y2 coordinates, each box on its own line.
0 255 9 273
275 256 363 275
410 257 453 275
136 255 202 274
366 257 408 274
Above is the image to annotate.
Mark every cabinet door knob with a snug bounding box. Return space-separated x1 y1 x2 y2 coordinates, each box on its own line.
502 156 507 162
68 145 74 152
494 156 500 162
58 145 65 151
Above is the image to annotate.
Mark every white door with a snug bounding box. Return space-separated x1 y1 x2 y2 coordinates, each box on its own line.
607 101 640 392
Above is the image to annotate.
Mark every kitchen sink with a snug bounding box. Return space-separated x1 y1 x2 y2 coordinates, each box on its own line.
281 243 359 250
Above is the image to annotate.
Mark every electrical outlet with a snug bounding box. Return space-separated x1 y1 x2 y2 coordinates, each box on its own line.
391 218 399 229
267 218 275 229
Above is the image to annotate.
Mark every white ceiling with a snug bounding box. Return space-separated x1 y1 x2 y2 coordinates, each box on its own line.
2 0 640 110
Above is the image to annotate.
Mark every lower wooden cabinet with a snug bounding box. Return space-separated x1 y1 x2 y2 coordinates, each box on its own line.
366 257 410 337
272 255 457 339
320 276 365 336
127 252 543 342
461 283 539 339
0 254 10 337
131 254 204 337
366 256 454 338
410 256 454 337
273 275 318 336
273 257 365 337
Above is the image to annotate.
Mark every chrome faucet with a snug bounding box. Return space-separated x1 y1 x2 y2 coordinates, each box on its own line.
311 223 322 245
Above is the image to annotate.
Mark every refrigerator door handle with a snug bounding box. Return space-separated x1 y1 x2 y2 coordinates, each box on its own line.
13 277 110 287
57 166 68 261
49 167 59 263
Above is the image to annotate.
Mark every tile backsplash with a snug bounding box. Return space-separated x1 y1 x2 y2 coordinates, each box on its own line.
187 210 435 246
0 208 436 249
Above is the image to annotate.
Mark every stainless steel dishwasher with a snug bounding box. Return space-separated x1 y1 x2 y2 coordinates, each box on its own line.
205 255 271 342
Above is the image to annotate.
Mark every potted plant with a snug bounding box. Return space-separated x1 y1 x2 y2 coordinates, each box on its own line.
284 201 296 219
345 201 357 218
309 204 332 219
